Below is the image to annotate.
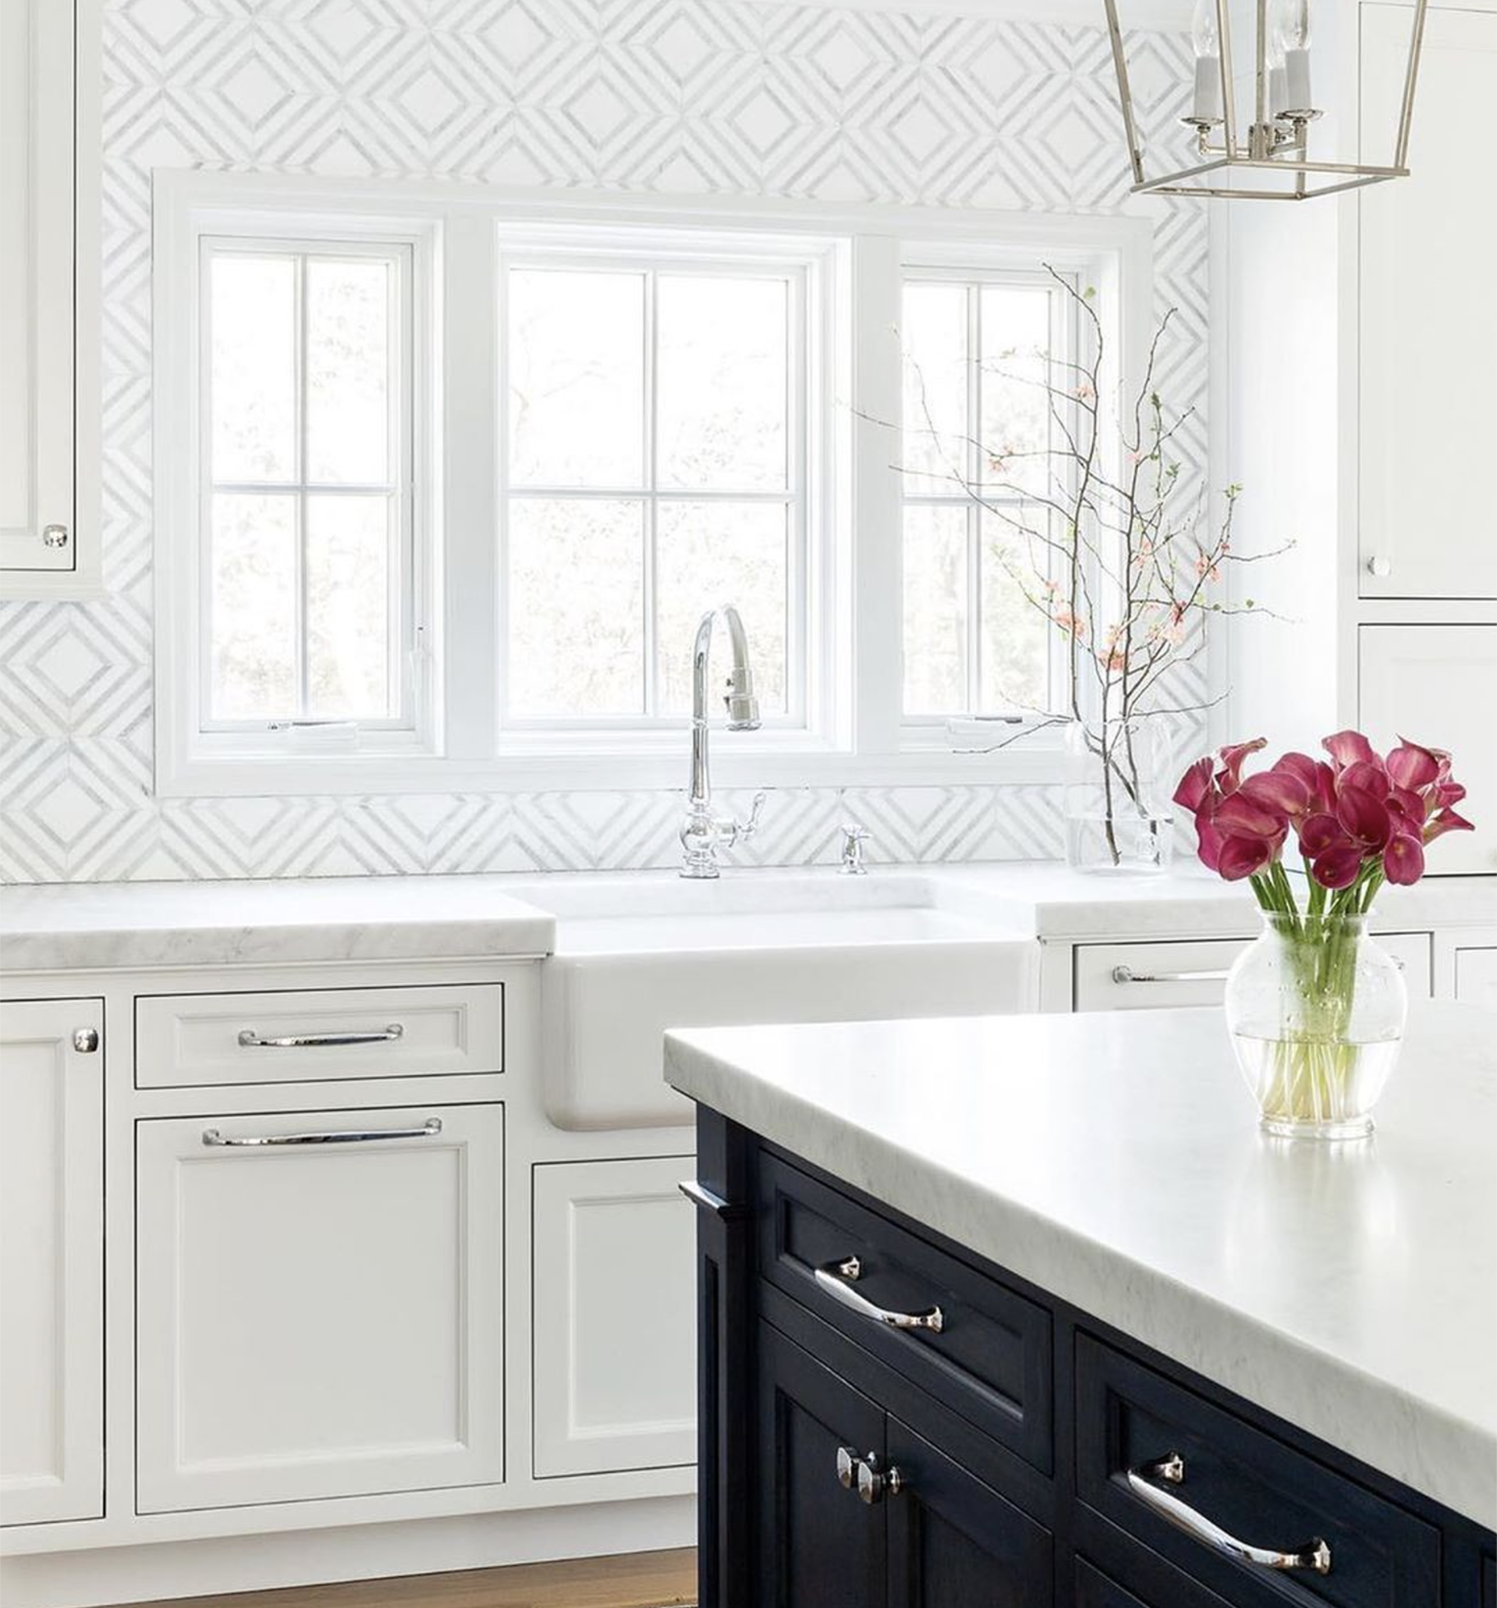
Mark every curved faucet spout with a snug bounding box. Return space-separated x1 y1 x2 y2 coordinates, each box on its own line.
683 605 764 879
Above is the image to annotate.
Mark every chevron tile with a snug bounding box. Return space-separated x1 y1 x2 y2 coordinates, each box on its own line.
0 0 1211 883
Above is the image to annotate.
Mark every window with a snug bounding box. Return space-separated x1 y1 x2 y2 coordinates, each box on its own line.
202 238 414 730
155 174 1145 793
499 254 806 726
899 270 1074 726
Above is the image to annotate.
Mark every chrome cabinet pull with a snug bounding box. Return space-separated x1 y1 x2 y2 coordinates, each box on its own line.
1111 965 1230 985
1127 1454 1332 1576
72 1027 100 1053
814 1256 944 1333
836 1446 859 1489
237 1024 404 1049
202 1117 442 1148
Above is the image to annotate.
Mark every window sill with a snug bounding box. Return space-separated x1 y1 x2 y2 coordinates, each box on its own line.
155 745 1071 799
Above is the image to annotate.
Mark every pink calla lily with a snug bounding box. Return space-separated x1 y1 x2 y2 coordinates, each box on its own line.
1175 730 1474 907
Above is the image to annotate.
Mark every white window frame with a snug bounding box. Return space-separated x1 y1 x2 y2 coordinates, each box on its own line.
488 224 835 751
154 171 1151 797
197 233 417 736
897 262 1084 740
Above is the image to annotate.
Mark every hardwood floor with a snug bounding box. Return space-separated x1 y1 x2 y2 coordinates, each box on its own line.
123 1550 697 1608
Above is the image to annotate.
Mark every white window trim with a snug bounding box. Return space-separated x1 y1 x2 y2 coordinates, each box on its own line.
153 171 1152 798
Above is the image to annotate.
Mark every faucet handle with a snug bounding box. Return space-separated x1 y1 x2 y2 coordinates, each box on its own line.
737 790 768 841
839 822 871 874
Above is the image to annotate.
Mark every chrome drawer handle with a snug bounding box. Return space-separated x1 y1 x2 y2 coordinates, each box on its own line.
1127 1454 1332 1576
238 1024 404 1048
202 1117 442 1148
1112 966 1230 985
814 1256 944 1333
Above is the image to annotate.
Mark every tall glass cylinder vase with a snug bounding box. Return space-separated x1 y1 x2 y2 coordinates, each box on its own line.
1062 717 1174 874
1224 912 1407 1141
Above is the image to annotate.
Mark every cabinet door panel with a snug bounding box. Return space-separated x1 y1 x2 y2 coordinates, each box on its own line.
0 0 76 573
0 999 103 1526
756 1322 885 1608
1359 6 1497 599
886 1417 1051 1608
532 1155 696 1477
136 1102 503 1512
1359 625 1497 874
1456 949 1497 1012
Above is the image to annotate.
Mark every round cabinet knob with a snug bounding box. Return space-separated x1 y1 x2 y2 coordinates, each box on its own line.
856 1456 905 1505
836 1447 859 1490
1366 556 1391 579
72 1027 99 1053
42 524 69 548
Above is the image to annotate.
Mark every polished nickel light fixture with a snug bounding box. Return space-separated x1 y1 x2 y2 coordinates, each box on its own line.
1103 0 1429 199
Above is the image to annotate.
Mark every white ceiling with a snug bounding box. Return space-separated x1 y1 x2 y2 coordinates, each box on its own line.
723 0 1193 28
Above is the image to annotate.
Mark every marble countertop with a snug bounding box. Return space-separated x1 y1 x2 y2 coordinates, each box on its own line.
2 862 1493 972
0 875 557 971
665 1002 1497 1529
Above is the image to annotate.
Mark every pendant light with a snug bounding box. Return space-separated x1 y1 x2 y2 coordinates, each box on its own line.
1103 0 1430 199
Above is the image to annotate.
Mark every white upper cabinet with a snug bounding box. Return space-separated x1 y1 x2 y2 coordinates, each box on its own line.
0 998 104 1527
0 0 99 595
1359 5 1497 600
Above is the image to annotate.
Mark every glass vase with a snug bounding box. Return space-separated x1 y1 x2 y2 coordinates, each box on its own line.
1224 912 1407 1141
1062 717 1174 875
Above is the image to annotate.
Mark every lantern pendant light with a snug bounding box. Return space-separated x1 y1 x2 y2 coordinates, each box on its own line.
1102 0 1430 200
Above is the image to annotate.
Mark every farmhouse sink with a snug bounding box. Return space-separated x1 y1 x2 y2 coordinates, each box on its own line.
531 873 1039 1131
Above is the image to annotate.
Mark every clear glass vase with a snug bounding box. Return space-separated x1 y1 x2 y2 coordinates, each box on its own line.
1224 912 1407 1140
1063 717 1174 875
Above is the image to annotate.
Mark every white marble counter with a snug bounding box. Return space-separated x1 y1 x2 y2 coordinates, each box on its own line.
665 1002 1497 1530
2 861 1493 973
0 875 556 971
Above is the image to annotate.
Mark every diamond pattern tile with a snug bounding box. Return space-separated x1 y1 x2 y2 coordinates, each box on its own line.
0 0 1210 883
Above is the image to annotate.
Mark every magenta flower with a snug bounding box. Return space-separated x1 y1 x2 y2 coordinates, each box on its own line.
1175 730 1474 904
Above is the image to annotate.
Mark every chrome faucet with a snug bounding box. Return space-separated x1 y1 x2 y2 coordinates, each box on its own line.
680 605 767 880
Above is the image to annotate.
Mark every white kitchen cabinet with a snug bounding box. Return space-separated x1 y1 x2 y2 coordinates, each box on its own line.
0 998 104 1526
0 0 99 593
531 1156 696 1479
1359 624 1497 875
1359 4 1497 601
135 1101 505 1513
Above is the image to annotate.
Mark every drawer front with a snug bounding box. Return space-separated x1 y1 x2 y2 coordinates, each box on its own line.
1076 934 1433 1011
1076 1334 1440 1608
1075 940 1248 1010
1075 1556 1232 1608
758 1151 1052 1474
135 983 504 1087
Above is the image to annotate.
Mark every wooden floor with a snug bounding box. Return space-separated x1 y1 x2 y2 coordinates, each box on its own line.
124 1550 697 1608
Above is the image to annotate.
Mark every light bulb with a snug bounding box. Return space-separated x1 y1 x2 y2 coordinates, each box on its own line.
1272 0 1314 115
1272 0 1311 53
1189 0 1224 123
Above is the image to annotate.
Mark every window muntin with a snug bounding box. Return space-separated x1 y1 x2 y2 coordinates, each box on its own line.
899 270 1072 726
499 255 805 728
201 237 412 729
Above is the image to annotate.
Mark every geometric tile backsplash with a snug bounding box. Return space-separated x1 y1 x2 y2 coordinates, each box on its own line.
0 0 1209 883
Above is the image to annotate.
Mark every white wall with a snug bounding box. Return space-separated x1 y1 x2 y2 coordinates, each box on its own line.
0 0 1209 882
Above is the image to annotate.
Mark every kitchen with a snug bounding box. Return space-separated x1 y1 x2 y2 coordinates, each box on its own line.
1 2 1494 1607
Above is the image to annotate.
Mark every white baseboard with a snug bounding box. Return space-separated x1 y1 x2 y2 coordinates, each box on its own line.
0 1496 697 1608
